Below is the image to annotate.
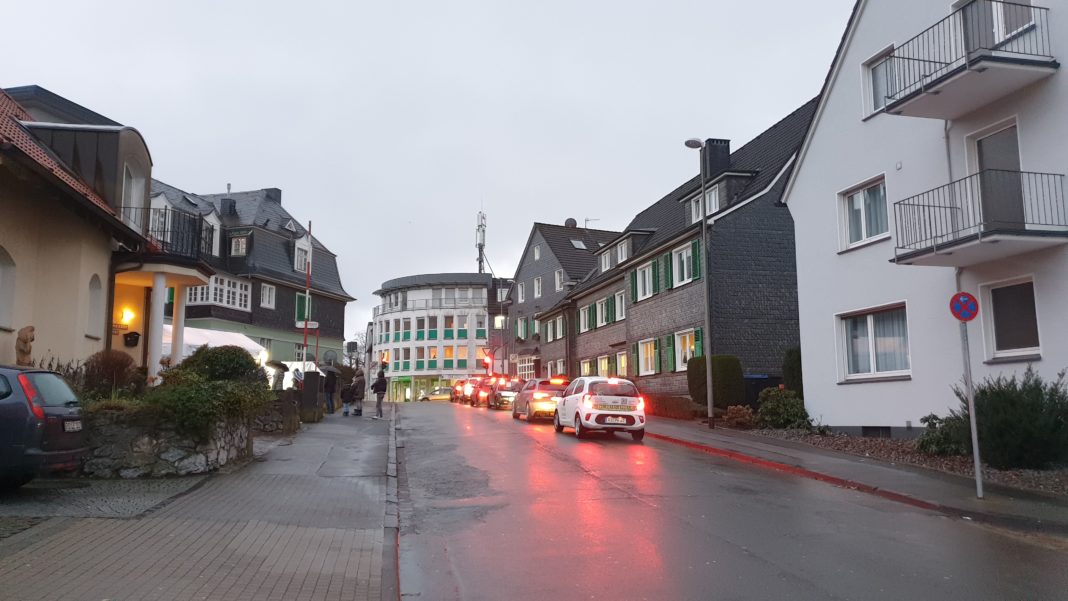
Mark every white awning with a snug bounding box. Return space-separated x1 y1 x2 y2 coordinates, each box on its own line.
162 324 266 360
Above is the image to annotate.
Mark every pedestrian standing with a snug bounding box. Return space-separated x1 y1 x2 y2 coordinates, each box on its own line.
351 368 366 417
371 370 388 419
324 369 338 414
340 383 353 416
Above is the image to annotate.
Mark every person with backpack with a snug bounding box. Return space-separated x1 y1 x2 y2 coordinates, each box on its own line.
371 370 388 419
351 368 366 417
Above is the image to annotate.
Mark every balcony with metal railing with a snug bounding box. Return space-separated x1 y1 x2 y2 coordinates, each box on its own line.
878 0 1058 119
122 206 216 263
893 169 1068 266
372 297 489 317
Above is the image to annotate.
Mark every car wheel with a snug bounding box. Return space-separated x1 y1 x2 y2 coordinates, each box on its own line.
553 412 564 433
574 414 585 439
526 404 535 423
631 429 645 442
512 405 519 419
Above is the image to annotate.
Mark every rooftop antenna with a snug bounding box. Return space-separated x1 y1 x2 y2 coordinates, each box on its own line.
584 218 600 229
476 211 487 274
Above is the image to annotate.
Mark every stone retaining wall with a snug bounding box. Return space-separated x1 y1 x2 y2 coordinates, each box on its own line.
253 393 300 435
83 411 252 479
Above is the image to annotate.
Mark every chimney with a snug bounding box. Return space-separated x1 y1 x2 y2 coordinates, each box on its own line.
702 139 731 178
264 188 282 205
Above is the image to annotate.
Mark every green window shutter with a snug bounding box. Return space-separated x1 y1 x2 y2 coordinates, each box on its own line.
296 294 310 321
631 343 639 376
663 252 673 290
630 270 638 303
591 304 598 329
606 296 614 323
608 354 615 376
515 318 521 339
692 239 703 281
664 334 676 372
653 338 661 373
694 327 704 358
167 288 174 304
651 261 660 294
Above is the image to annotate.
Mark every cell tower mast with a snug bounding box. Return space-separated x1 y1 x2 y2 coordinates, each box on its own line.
476 212 487 274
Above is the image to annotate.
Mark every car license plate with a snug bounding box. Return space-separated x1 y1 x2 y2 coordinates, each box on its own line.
64 420 83 433
605 416 626 425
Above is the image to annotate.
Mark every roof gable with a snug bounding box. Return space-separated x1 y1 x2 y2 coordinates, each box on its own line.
533 222 621 280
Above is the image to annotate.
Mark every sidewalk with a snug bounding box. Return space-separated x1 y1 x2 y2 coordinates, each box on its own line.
644 418 1068 536
0 412 394 601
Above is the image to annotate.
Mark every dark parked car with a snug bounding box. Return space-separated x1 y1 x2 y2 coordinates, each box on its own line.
488 378 524 410
0 366 88 489
512 377 570 422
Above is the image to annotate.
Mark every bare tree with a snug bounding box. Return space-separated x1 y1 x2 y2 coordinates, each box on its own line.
345 331 368 368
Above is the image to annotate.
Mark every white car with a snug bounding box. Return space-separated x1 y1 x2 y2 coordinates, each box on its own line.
554 377 646 442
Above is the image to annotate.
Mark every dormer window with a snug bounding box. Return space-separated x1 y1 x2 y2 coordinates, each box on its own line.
616 242 628 263
294 235 312 273
690 184 721 223
230 236 248 257
600 252 611 272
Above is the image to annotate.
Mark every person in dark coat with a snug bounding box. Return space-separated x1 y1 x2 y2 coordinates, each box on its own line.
371 370 388 419
324 369 338 414
350 368 366 416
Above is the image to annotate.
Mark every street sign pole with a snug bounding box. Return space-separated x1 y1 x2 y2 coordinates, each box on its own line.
950 288 983 500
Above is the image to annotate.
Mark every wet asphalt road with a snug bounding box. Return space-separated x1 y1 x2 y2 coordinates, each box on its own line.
396 402 1068 601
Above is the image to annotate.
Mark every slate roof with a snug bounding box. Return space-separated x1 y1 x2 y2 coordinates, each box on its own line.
4 85 120 126
375 273 493 296
194 187 353 300
533 223 621 280
151 179 216 216
623 97 820 256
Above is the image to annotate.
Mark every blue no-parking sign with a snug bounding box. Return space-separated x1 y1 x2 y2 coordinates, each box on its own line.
950 292 979 322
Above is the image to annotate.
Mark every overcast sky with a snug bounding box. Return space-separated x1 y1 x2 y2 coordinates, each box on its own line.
2 0 853 337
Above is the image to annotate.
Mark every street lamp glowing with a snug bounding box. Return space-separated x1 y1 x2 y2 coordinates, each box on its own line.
684 138 703 149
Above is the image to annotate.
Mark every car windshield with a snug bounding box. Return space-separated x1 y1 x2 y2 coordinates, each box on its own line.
500 381 524 392
27 372 79 407
588 381 639 397
538 381 568 392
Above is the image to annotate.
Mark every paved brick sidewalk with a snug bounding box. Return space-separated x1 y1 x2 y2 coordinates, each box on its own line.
0 414 391 601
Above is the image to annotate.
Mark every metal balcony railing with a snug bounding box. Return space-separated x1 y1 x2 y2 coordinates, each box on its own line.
122 206 216 261
875 0 1054 106
372 297 489 317
893 170 1066 255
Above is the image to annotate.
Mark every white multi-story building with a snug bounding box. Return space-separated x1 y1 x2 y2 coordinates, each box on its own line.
370 273 510 401
786 0 1067 436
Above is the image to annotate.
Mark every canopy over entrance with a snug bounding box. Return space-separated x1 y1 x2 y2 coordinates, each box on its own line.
161 324 265 361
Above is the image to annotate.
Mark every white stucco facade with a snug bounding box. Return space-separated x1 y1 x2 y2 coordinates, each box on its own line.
786 0 1068 434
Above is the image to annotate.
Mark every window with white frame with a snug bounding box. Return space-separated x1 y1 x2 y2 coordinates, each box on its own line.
497 287 509 302
230 236 247 257
494 315 506 329
295 245 310 272
841 305 910 378
842 180 888 246
601 252 611 272
673 244 694 286
555 269 564 291
532 318 540 338
984 279 1040 358
517 282 525 303
614 291 626 320
866 51 894 113
596 298 608 327
533 245 541 261
534 277 542 298
555 315 564 339
295 343 307 362
260 284 276 309
580 360 592 376
597 355 609 376
616 351 628 377
675 329 696 371
518 357 535 380
579 306 590 333
616 242 628 263
691 185 720 223
556 359 565 376
638 339 657 376
187 275 251 311
637 263 654 301
517 318 526 339
545 318 554 342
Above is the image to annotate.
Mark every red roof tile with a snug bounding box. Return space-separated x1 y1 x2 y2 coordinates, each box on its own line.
0 89 115 215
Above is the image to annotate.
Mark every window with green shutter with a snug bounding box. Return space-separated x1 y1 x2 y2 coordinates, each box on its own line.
630 270 638 303
606 295 615 323
631 343 639 377
692 239 703 280
295 293 311 321
651 261 660 294
607 354 616 375
653 338 661 373
694 327 704 357
662 252 673 290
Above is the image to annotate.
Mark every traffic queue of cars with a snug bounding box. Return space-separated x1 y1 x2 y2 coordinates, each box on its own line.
450 374 647 443
1 365 88 490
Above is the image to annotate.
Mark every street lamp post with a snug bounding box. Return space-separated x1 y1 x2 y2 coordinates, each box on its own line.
685 138 716 429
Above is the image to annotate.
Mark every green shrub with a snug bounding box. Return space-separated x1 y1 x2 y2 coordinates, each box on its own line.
180 345 263 383
916 412 971 457
686 355 744 410
83 350 140 399
965 367 1068 470
756 387 811 429
725 405 755 429
644 395 706 420
142 371 272 441
783 347 803 398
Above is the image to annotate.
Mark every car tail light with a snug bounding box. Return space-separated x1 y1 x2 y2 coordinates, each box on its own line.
582 394 593 409
637 396 645 411
479 390 488 398
549 378 567 385
18 374 46 420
